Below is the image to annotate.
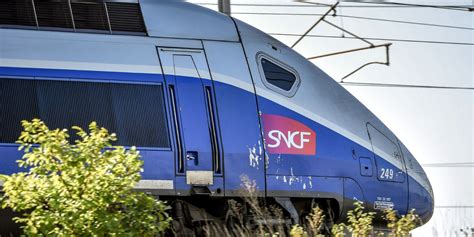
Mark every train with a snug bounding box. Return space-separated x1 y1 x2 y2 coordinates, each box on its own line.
0 0 433 234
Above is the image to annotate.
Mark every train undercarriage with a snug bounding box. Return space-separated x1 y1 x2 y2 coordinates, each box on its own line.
162 195 340 236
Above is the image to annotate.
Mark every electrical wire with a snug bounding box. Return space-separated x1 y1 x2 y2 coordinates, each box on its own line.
269 33 474 46
194 3 474 30
195 1 474 87
340 0 473 12
423 162 474 167
195 2 474 9
339 82 474 90
435 206 474 208
231 12 474 31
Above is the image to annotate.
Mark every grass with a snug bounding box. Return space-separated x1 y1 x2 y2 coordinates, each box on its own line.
188 176 422 237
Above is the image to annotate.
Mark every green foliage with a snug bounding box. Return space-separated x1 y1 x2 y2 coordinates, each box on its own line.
331 223 346 237
290 224 307 237
345 201 376 236
1 119 171 236
330 201 422 237
384 209 420 237
330 201 376 237
305 206 325 236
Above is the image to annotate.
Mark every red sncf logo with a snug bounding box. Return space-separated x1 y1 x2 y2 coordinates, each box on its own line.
262 114 316 155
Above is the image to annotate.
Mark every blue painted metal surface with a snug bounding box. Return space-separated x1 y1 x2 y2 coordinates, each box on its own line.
0 66 433 221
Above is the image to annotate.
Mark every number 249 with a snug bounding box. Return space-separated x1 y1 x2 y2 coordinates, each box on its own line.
380 168 394 180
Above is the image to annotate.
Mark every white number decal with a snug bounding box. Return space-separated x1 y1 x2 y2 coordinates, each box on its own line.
380 168 394 180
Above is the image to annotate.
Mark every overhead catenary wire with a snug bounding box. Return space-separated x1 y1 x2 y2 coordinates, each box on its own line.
197 4 474 44
339 82 474 90
195 2 474 9
340 0 473 12
435 206 474 208
230 12 474 31
198 1 474 87
422 162 474 167
198 2 474 44
269 33 474 46
287 2 393 81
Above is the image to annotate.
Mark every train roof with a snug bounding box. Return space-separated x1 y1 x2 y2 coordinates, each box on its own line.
141 0 239 41
0 0 239 42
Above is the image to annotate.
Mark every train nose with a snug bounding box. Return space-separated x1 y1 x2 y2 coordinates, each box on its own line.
399 143 434 225
421 182 435 224
423 180 435 223
410 170 435 225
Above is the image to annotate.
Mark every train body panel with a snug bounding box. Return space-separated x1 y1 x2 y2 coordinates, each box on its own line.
140 0 239 42
0 0 433 228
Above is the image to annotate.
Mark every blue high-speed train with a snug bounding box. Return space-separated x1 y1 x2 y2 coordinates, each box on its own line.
0 0 433 232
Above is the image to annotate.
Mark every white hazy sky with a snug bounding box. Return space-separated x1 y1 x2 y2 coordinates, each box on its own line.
189 0 473 235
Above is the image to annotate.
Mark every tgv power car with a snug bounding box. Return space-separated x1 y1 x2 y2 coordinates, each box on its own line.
0 0 433 232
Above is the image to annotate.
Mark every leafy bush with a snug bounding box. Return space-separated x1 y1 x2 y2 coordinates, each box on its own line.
330 201 376 236
329 201 422 237
1 119 171 236
290 224 306 237
305 206 325 236
385 209 420 237
345 201 376 236
331 222 347 237
289 205 325 237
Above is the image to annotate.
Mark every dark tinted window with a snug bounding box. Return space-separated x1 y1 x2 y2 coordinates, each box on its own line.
71 2 109 31
0 0 36 27
107 2 146 34
261 58 297 91
0 0 146 35
35 0 73 29
0 78 169 148
0 79 39 142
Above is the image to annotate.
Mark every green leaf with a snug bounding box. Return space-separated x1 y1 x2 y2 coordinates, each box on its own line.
1 120 171 236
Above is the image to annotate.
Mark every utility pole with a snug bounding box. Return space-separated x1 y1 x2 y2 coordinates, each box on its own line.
218 0 231 15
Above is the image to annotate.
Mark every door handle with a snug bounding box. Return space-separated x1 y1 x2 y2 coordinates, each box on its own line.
186 151 199 165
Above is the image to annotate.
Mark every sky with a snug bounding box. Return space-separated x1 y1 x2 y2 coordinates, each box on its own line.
189 0 473 235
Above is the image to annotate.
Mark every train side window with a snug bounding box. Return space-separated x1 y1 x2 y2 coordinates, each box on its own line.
257 54 300 97
0 78 170 148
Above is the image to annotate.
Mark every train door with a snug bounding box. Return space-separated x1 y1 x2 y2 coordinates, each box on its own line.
367 124 409 214
202 41 266 196
158 48 222 194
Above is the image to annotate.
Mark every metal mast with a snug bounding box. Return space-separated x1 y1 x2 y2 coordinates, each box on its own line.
218 0 231 15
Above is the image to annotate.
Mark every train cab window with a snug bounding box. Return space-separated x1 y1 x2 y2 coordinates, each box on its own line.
258 54 300 97
0 78 170 148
